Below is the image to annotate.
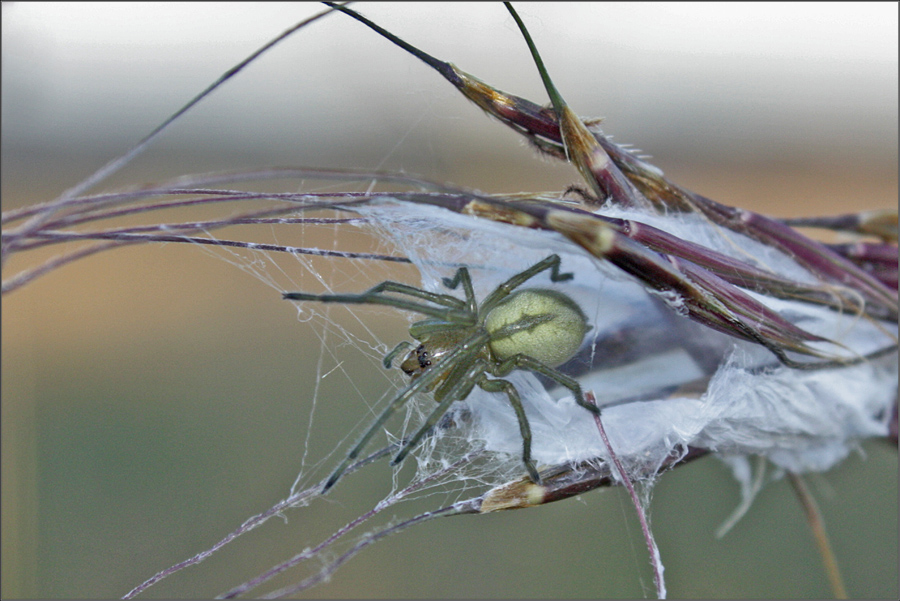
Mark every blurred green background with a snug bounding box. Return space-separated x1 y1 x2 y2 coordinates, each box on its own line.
3 3 897 598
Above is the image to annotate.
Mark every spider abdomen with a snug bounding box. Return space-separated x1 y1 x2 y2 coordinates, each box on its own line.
485 288 589 367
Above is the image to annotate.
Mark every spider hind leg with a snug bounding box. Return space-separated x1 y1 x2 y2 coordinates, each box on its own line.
478 376 542 485
479 254 573 314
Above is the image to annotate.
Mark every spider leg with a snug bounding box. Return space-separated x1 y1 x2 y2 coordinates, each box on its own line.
289 280 465 309
392 356 544 485
479 254 574 314
440 266 477 313
284 280 471 322
322 330 490 492
362 281 470 308
491 353 600 417
383 341 413 368
477 376 542 484
408 316 478 339
389 356 483 467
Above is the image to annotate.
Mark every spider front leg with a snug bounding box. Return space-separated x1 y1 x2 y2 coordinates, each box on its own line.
322 331 490 492
283 280 470 322
389 355 485 467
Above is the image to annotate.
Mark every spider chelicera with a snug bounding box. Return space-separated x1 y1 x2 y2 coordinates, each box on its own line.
283 254 598 492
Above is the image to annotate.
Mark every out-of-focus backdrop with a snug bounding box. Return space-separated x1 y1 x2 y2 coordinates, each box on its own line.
3 3 897 598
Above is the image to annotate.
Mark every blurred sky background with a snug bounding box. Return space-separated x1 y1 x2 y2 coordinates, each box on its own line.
2 3 897 598
4 2 897 201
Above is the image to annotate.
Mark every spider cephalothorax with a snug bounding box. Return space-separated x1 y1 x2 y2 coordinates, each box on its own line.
284 254 598 491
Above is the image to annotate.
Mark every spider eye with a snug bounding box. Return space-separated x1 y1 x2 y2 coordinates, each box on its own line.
416 346 431 369
400 344 429 376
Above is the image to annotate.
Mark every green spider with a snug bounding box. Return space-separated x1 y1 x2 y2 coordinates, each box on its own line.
283 254 598 492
